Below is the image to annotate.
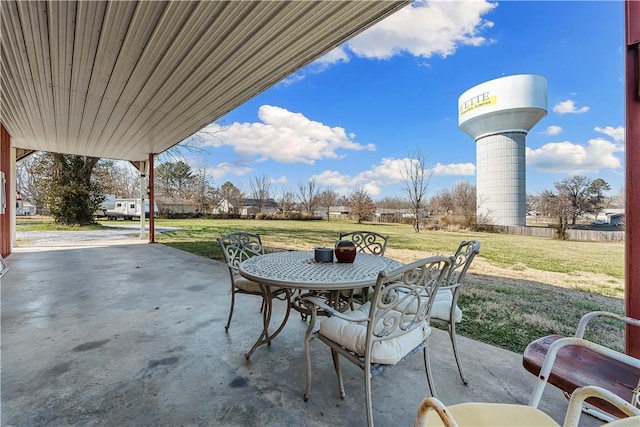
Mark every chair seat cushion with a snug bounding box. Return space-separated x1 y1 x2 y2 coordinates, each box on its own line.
319 302 431 365
431 289 463 323
424 402 559 427
233 276 280 294
394 288 463 323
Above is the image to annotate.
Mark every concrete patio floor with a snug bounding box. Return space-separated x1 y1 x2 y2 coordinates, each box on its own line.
1 240 601 426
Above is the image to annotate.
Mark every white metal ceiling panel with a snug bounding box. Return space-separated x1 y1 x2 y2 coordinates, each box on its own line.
1 0 410 161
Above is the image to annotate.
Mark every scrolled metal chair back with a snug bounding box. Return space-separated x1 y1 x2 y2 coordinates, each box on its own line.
218 232 264 271
368 255 452 341
447 240 480 286
339 231 389 256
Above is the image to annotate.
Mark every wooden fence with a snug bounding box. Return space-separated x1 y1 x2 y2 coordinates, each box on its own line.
495 225 625 242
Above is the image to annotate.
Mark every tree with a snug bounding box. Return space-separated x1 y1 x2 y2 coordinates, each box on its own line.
317 189 338 221
92 159 139 197
46 153 105 225
587 178 611 221
554 175 592 225
275 186 297 214
249 174 272 214
219 181 244 215
155 161 194 198
297 178 320 215
192 167 216 214
400 149 432 232
16 152 51 212
348 186 375 223
451 181 477 228
540 189 571 240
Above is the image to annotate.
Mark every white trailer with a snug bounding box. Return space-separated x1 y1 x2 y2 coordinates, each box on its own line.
102 198 157 221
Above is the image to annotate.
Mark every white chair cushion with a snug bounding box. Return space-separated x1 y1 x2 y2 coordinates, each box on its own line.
431 289 463 323
393 288 463 323
233 275 280 293
319 303 431 365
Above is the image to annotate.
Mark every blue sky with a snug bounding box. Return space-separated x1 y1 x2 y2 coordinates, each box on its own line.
183 0 625 201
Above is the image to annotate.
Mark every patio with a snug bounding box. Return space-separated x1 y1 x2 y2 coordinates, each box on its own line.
1 240 600 426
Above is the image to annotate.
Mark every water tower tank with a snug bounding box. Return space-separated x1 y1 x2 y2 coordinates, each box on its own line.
458 74 547 226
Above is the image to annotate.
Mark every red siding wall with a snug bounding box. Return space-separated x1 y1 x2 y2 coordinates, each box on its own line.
1 124 11 258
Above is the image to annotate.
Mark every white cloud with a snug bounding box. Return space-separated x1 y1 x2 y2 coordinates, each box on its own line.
283 0 496 83
204 105 375 164
206 163 252 180
430 162 475 176
346 0 497 60
552 100 590 114
594 125 625 142
310 157 475 196
544 125 562 136
526 139 624 173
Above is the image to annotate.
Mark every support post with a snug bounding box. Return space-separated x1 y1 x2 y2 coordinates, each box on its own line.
625 0 640 357
148 153 155 243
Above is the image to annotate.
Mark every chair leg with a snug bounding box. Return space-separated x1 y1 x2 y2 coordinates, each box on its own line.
331 348 345 398
304 310 317 402
449 321 468 385
364 361 374 427
225 288 236 331
423 344 438 399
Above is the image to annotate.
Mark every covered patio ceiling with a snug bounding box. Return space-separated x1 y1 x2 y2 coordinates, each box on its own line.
1 0 410 161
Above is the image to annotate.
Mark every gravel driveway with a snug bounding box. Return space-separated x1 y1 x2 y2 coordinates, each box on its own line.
15 224 181 247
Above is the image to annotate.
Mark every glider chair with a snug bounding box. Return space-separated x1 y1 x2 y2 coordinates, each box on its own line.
218 232 291 358
413 385 640 427
523 311 640 422
429 240 480 385
303 255 453 427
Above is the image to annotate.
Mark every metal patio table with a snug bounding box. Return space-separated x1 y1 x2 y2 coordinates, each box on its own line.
238 250 402 356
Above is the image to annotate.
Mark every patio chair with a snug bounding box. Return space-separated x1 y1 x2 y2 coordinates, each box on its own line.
413 385 640 427
217 232 291 358
339 230 389 256
338 230 390 307
430 240 481 385
303 255 453 427
523 311 640 422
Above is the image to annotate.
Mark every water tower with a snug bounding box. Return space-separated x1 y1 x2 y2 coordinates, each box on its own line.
458 74 547 226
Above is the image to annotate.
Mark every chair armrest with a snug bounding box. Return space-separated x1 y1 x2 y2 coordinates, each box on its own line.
575 311 640 339
438 282 462 292
414 396 459 427
303 296 339 317
302 295 370 323
563 386 640 427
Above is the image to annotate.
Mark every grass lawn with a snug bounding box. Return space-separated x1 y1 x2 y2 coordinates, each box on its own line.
149 218 625 354
17 216 626 354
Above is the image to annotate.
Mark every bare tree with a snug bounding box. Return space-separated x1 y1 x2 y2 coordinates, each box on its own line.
249 174 272 214
400 149 432 232
297 178 320 215
275 186 297 214
16 152 51 211
555 175 592 225
93 159 139 197
317 189 338 221
219 181 244 215
451 181 476 228
540 189 571 240
348 186 376 224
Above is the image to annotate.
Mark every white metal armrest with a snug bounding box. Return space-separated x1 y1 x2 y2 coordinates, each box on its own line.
564 386 640 427
575 311 640 338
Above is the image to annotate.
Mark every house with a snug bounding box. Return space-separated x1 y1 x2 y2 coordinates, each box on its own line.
213 198 278 217
608 213 625 227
